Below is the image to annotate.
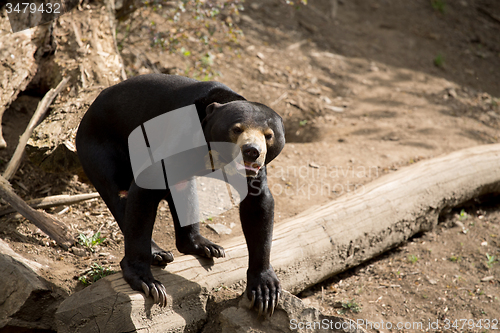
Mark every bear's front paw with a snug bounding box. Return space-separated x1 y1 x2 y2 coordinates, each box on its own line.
177 234 226 258
151 239 174 266
121 257 168 307
246 266 281 316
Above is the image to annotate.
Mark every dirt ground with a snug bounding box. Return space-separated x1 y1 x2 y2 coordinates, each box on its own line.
1 0 499 331
299 205 500 333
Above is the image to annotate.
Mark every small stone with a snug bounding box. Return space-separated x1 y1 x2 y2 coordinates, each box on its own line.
488 111 500 119
71 247 87 257
207 223 232 235
426 276 438 285
481 276 494 282
309 162 319 169
447 88 457 98
324 105 345 112
321 96 332 104
306 87 321 95
386 135 399 141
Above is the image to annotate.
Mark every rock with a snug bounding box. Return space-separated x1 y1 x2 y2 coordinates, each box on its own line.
324 105 345 113
446 88 457 98
207 223 233 235
382 135 400 141
369 63 379 72
217 290 366 333
306 87 322 95
0 239 64 331
240 15 254 24
426 276 438 285
71 247 87 257
487 111 500 119
309 162 320 169
249 3 261 10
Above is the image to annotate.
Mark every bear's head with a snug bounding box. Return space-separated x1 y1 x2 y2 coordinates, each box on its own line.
202 101 285 177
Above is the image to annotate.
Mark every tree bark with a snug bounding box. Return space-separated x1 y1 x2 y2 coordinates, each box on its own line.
0 15 49 148
55 144 500 333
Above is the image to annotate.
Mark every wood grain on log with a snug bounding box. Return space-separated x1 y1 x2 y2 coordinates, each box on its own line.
55 144 500 333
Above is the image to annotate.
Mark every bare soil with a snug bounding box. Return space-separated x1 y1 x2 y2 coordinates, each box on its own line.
299 205 500 333
1 0 499 331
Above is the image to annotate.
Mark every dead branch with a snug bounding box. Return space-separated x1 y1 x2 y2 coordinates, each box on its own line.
70 18 84 49
0 192 99 217
0 175 74 249
3 77 70 181
331 0 338 18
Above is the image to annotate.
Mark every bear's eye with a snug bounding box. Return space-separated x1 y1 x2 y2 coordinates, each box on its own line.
265 133 273 140
232 127 243 135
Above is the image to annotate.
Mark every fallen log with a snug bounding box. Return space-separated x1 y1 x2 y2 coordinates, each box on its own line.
0 175 74 249
0 192 99 217
26 1 126 174
55 144 500 332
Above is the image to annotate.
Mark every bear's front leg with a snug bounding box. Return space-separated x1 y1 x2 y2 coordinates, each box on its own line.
166 178 226 258
120 182 168 307
240 169 281 316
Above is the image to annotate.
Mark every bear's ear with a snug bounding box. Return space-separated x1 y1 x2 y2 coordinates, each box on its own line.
206 102 221 116
265 116 286 165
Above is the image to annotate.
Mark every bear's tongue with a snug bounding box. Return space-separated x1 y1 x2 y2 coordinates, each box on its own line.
236 161 261 172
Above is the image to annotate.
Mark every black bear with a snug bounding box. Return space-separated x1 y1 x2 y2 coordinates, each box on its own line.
76 74 285 316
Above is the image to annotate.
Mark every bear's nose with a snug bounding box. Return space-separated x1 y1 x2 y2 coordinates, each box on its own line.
241 144 261 160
